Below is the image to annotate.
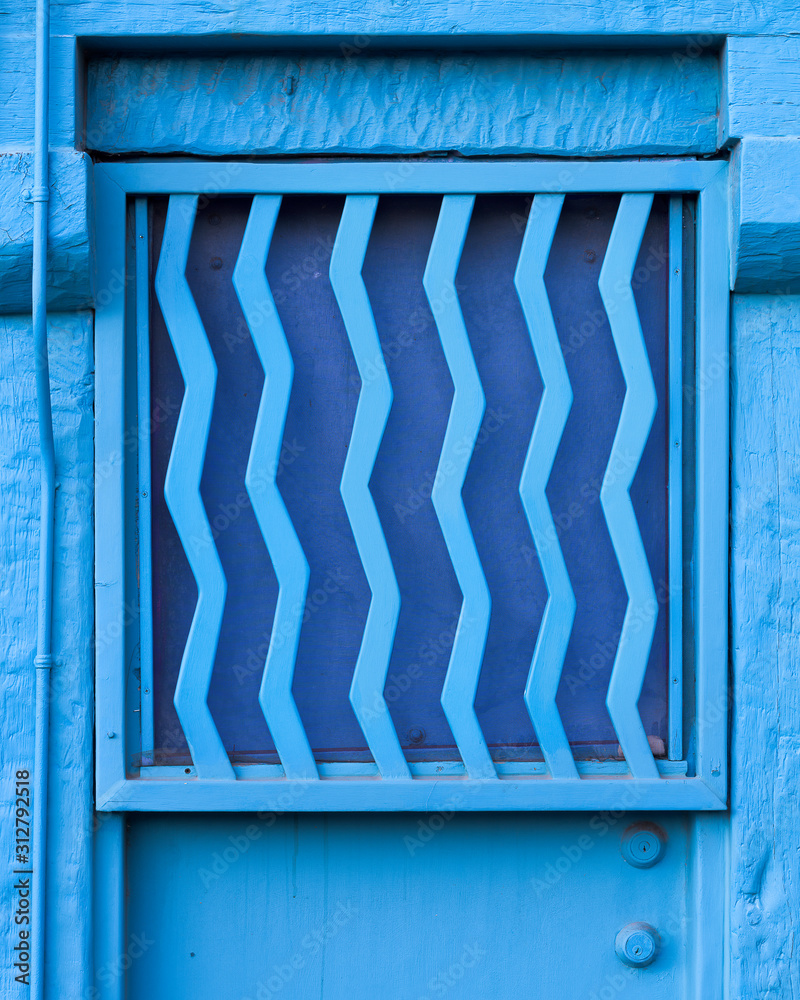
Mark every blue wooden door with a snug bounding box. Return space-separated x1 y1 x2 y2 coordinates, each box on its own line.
94 160 728 998
126 813 707 999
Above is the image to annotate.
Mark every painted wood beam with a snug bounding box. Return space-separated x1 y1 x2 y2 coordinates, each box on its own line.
83 51 719 158
722 35 800 144
730 137 800 293
4 1 800 40
730 293 800 1000
0 151 93 314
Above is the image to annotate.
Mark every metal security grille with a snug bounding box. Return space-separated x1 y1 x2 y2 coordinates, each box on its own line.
95 161 728 811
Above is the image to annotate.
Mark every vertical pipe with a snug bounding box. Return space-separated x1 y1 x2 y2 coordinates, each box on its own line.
32 0 53 996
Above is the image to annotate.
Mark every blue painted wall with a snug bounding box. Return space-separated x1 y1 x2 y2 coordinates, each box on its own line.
1 6 800 999
0 313 94 997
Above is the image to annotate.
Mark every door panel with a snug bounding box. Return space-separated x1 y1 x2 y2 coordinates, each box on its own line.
127 812 692 999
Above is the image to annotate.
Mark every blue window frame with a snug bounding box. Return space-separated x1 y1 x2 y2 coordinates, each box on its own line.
94 160 728 811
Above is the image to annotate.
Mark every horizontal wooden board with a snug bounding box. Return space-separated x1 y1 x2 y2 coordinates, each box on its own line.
85 51 719 157
5 1 800 39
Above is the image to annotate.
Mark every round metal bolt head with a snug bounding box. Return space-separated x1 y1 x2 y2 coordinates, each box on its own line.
615 923 660 968
621 823 666 868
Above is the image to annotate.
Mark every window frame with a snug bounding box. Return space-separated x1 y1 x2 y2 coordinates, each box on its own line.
94 159 729 811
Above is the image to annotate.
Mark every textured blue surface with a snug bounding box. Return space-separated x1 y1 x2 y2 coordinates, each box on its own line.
0 314 94 998
4 6 799 996
0 151 93 314
731 137 800 293
84 51 719 157
4 0 800 37
730 294 800 997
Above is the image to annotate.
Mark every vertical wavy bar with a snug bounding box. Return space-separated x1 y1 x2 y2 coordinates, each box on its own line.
598 193 660 780
515 194 579 779
232 195 318 781
331 195 410 779
424 195 496 780
155 195 234 779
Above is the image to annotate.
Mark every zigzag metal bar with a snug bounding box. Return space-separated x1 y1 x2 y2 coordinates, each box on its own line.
330 195 410 780
424 195 496 780
515 194 579 780
232 195 319 781
598 192 660 780
155 195 234 779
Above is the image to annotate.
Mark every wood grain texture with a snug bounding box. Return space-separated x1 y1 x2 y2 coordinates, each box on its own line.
730 294 800 1000
5 1 800 38
0 151 93 314
0 313 94 998
731 137 800 293
723 35 800 141
85 51 719 157
0 35 79 150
